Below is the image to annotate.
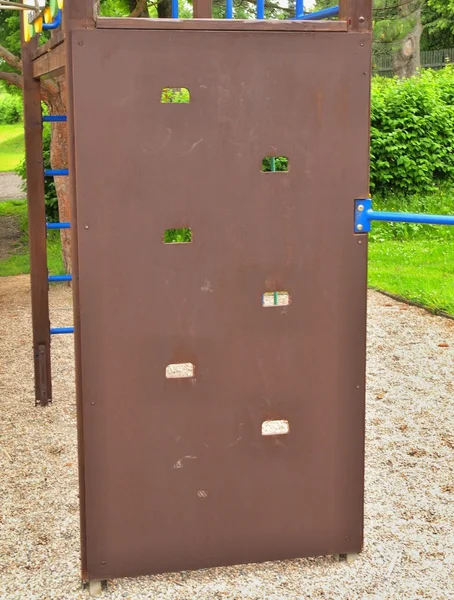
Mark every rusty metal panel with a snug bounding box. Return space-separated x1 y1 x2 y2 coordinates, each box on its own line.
68 28 371 581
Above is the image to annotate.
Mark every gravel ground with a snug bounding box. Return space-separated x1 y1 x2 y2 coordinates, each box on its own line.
1 275 453 600
0 172 25 201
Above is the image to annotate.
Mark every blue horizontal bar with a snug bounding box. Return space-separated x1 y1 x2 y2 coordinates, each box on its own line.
46 222 70 229
355 199 454 233
44 169 68 177
297 6 339 19
42 9 62 30
42 115 67 122
50 327 74 335
48 275 72 282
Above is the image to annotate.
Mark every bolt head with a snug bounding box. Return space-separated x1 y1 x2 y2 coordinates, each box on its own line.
357 224 363 231
357 204 364 212
359 15 365 23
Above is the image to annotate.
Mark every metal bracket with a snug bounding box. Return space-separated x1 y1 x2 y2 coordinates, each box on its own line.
354 199 454 234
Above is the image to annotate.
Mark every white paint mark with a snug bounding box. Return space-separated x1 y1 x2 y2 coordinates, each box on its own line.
198 490 208 498
173 455 197 469
228 436 242 448
183 138 203 155
201 280 213 293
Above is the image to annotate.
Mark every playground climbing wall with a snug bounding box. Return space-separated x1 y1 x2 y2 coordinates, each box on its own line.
67 22 371 580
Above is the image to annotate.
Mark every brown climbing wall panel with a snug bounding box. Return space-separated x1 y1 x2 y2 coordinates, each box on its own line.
68 26 371 581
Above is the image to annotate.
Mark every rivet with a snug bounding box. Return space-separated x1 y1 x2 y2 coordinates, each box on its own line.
78 41 83 46
101 561 106 565
90 402 95 406
356 385 360 389
356 224 363 231
359 16 365 23
84 225 89 229
358 240 363 245
360 43 364 47
357 204 364 212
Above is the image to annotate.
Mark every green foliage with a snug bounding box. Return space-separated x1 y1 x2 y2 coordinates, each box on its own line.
15 128 59 222
0 93 23 124
261 156 288 172
164 228 192 243
370 68 454 194
161 87 191 103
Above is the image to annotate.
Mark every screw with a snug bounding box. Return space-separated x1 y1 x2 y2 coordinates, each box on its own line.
78 41 83 46
84 225 89 229
360 42 364 47
358 240 363 245
359 16 365 23
356 224 363 231
357 204 364 212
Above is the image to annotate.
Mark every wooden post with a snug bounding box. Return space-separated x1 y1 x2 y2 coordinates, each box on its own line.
193 0 212 18
339 0 372 32
21 32 52 406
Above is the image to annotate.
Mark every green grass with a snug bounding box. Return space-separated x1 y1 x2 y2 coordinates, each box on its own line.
0 123 25 172
0 199 64 277
368 188 454 315
369 241 454 315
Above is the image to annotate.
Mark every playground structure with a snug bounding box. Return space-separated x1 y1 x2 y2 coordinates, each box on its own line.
6 0 453 592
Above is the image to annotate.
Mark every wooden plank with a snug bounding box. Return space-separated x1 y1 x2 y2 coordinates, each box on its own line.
64 0 97 29
32 41 66 79
339 0 372 32
32 31 65 60
97 17 348 32
193 0 212 18
21 34 52 405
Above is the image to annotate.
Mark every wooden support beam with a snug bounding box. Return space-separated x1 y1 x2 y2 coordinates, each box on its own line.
21 33 52 406
193 0 212 18
32 40 66 79
339 0 372 32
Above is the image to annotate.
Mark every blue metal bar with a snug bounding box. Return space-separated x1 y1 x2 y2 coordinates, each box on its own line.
295 0 304 18
48 275 72 283
298 6 339 20
46 222 70 229
171 0 178 18
50 327 74 335
44 169 68 177
257 0 265 19
225 0 233 19
42 9 62 30
42 115 67 122
355 199 454 233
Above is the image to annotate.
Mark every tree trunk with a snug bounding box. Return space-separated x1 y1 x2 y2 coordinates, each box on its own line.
393 8 422 78
44 76 72 274
157 0 172 18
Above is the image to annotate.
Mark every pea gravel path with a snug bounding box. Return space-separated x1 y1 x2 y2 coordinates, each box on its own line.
1 275 453 600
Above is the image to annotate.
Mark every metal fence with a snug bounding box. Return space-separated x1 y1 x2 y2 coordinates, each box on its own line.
373 48 454 77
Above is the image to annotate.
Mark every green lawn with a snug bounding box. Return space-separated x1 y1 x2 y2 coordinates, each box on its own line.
369 240 454 315
0 123 25 172
0 200 64 277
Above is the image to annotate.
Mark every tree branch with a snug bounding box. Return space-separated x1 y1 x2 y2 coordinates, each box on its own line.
0 44 22 71
0 71 23 88
129 0 149 17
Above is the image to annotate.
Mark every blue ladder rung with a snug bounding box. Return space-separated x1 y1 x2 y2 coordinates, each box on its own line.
50 327 74 335
46 222 71 229
48 275 72 283
42 115 67 122
44 169 68 177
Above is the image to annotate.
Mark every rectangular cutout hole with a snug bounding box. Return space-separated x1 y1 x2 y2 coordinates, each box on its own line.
262 420 289 436
262 157 289 172
164 228 192 244
166 363 195 379
161 88 190 103
262 291 289 307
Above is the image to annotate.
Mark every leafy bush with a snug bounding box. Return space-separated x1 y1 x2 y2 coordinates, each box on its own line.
370 68 454 194
0 93 23 124
16 127 59 222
